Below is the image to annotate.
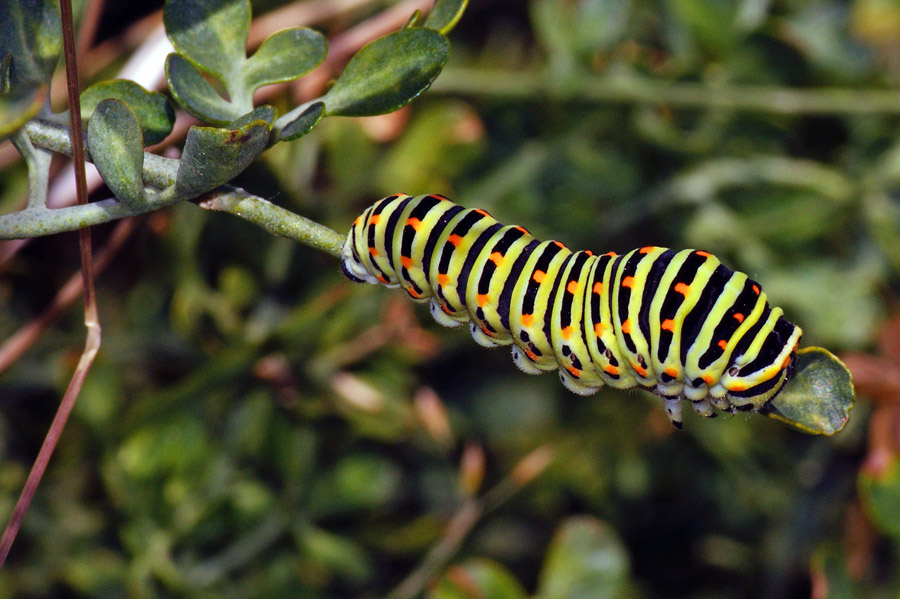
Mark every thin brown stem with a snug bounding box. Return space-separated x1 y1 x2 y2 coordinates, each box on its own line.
0 0 101 568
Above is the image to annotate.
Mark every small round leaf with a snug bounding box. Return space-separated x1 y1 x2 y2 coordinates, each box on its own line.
858 454 900 540
165 53 240 126
0 85 44 142
81 80 176 146
277 102 324 142
423 0 469 34
323 28 450 117
87 99 145 206
0 0 61 88
536 516 632 599
231 105 275 129
175 118 271 198
761 347 856 435
163 0 249 80
429 559 527 599
243 27 327 92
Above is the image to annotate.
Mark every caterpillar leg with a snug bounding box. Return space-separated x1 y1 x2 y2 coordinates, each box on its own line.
691 398 716 418
511 345 548 375
663 397 684 429
429 300 464 328
469 321 512 348
559 369 602 396
709 396 731 411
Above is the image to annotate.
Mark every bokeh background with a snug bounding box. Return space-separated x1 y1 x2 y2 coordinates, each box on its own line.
1 0 900 597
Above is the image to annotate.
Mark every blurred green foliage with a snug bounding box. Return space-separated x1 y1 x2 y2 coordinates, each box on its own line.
1 0 900 598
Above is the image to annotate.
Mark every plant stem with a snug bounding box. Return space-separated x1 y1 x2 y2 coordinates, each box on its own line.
197 187 345 257
431 67 900 115
0 0 101 569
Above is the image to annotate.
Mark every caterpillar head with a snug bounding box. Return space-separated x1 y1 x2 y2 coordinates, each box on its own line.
720 315 803 412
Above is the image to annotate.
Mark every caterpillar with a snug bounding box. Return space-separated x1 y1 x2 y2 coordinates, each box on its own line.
341 194 802 428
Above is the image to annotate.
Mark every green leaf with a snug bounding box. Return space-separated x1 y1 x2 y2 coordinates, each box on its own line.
81 80 176 146
297 525 373 582
87 99 145 206
175 118 271 198
163 0 249 81
0 85 44 142
403 9 423 29
243 27 327 92
323 28 450 117
0 0 62 89
423 0 469 34
165 53 240 125
536 516 631 599
1 53 11 93
429 559 528 599
762 347 855 436
859 454 900 540
307 454 401 515
231 104 275 129
277 101 324 142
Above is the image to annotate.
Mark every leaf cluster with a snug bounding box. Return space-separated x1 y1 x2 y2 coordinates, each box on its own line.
0 0 462 223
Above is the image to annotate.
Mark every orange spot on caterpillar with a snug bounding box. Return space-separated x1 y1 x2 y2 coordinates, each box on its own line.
621 319 632 334
489 252 504 266
474 208 490 217
730 383 746 392
437 273 450 286
594 322 605 336
480 324 493 336
477 294 489 307
561 326 573 339
702 374 714 386
369 214 381 225
525 349 539 361
406 217 422 230
593 282 603 295
521 313 534 327
566 280 579 294
605 251 616 257
632 363 647 377
752 284 760 295
733 313 745 323
695 250 712 258
369 247 379 257
622 276 635 288
782 354 792 369
605 365 619 376
585 250 593 256
407 288 421 299
448 234 463 247
661 319 675 332
567 365 581 377
532 270 546 283
639 246 656 254
400 256 413 269
674 282 690 296
441 304 453 315
377 275 388 284
718 339 728 350
514 226 529 235
665 367 678 378
353 217 360 226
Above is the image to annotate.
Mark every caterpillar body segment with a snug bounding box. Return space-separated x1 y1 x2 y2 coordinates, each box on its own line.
341 194 803 428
